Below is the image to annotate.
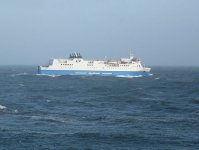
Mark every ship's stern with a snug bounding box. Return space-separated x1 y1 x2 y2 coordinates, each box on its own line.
37 66 42 74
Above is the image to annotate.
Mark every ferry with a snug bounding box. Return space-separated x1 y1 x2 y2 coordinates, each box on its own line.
38 52 151 77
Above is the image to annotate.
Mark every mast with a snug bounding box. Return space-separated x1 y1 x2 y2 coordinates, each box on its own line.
129 49 134 59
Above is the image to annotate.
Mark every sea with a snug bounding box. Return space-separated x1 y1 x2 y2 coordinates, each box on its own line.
0 66 199 150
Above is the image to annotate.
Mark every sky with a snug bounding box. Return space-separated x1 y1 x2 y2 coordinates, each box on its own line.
0 0 198 66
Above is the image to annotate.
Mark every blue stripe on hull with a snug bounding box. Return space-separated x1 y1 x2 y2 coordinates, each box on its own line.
38 69 150 77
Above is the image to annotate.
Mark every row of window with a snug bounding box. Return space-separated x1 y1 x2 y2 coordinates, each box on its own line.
119 65 129 67
60 67 73 69
61 64 73 66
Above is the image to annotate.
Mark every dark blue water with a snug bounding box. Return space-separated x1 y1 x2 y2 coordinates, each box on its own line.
0 66 199 150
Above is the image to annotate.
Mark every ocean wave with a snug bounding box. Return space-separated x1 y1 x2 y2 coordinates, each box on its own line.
116 75 143 78
10 72 29 77
155 77 160 80
18 84 25 87
31 115 65 123
0 105 7 110
36 74 62 78
13 109 19 113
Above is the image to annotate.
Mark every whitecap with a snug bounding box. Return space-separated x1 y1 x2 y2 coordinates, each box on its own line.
10 72 29 77
46 116 65 123
155 77 160 80
18 84 25 87
46 100 51 103
14 109 18 113
31 116 42 120
0 105 7 110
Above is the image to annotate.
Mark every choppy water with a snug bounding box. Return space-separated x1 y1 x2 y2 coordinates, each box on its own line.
0 66 199 150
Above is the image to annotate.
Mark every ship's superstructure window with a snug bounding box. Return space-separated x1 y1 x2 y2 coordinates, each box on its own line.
87 61 94 66
76 60 81 63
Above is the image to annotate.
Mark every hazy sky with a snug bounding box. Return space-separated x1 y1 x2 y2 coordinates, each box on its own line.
0 0 198 66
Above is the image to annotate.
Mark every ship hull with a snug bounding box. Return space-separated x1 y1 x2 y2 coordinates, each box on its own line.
38 69 150 77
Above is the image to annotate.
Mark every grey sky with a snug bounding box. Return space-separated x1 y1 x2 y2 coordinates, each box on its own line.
0 0 198 66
